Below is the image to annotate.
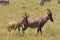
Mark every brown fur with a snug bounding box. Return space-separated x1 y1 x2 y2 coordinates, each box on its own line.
7 18 24 32
22 9 54 36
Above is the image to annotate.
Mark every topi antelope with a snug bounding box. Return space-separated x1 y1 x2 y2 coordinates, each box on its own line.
7 13 27 33
22 9 54 36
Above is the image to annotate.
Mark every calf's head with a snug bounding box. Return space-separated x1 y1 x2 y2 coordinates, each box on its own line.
7 26 12 32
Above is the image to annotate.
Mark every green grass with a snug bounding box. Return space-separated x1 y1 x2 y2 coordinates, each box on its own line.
0 0 60 40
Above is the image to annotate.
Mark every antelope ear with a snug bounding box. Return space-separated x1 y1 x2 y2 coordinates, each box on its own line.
25 12 29 18
23 15 25 19
47 9 50 13
23 13 26 18
27 14 29 18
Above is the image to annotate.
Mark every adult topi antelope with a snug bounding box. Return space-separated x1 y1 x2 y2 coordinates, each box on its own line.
22 9 54 36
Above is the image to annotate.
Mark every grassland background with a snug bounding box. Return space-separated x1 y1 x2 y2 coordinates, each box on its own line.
0 0 60 40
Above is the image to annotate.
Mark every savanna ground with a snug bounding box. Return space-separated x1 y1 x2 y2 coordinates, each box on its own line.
0 0 60 40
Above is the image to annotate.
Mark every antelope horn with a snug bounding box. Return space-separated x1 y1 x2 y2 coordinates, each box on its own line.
47 9 52 14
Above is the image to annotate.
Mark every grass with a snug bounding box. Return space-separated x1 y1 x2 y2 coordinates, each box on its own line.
0 0 60 40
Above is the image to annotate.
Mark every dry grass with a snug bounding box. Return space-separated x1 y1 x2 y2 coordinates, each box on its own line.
0 0 60 40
